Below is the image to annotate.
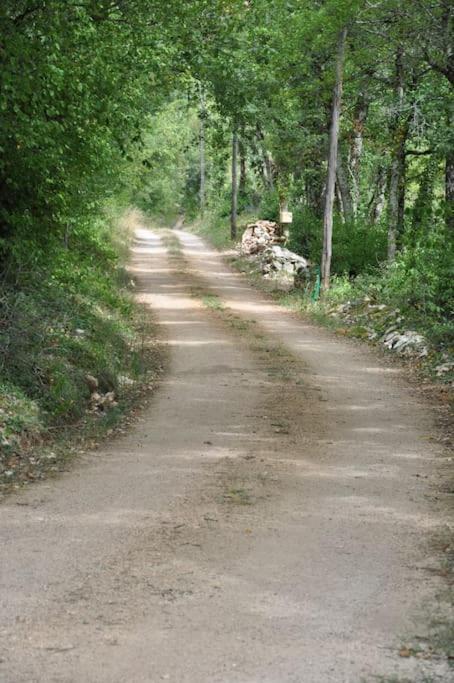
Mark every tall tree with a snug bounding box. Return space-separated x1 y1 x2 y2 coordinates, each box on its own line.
322 26 348 290
349 91 369 215
231 129 239 240
387 45 408 261
199 87 207 214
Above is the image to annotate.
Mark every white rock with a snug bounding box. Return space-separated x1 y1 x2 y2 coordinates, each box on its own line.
382 330 427 356
241 220 280 255
435 362 454 376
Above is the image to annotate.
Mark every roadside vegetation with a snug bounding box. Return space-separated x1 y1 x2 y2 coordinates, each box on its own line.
0 0 209 488
230 247 453 386
0 207 164 491
133 0 453 387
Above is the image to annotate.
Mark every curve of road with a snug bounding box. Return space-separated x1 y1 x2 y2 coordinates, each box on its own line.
0 225 450 682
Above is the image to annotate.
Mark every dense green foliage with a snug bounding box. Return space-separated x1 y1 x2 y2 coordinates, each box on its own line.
1 209 137 415
149 0 453 350
0 0 231 466
0 207 150 471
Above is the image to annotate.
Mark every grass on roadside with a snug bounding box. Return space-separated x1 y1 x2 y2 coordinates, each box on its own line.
0 208 166 495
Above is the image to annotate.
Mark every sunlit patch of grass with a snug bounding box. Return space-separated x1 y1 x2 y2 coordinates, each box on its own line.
160 229 182 257
202 294 224 311
224 486 254 505
0 208 168 495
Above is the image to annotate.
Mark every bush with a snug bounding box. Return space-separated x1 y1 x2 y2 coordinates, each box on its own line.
0 383 42 461
383 226 454 320
258 189 280 222
0 208 149 432
287 207 387 275
304 223 454 351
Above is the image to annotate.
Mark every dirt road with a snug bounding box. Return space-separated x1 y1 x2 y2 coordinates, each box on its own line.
0 226 451 682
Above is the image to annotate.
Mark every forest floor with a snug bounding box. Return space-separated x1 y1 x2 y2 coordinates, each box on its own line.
0 221 452 682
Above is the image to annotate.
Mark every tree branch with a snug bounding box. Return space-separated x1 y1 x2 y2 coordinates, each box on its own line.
424 49 453 84
405 149 433 157
11 4 45 24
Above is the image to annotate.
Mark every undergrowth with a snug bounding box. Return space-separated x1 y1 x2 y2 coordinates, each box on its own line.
227 248 453 386
0 207 163 492
189 205 453 380
190 209 256 251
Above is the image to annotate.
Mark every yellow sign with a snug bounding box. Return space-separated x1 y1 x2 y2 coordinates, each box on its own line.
280 210 293 224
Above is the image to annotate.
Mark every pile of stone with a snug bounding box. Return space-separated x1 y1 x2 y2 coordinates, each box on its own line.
260 245 309 279
240 221 310 289
381 329 428 358
85 374 118 413
434 358 454 377
327 299 430 360
241 220 280 255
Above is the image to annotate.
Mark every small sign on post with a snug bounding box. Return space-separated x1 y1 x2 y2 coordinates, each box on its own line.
280 210 293 224
280 209 293 241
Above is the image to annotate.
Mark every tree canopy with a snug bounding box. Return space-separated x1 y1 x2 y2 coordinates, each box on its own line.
0 0 452 299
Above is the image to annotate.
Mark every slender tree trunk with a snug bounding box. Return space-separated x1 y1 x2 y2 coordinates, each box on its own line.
256 127 275 191
231 129 239 240
336 184 344 222
387 46 407 261
446 129 454 232
263 152 275 191
368 164 387 224
388 146 400 261
199 89 206 214
321 26 347 291
336 152 354 223
239 136 247 200
349 93 368 214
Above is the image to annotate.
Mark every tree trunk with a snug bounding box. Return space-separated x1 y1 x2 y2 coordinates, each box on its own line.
256 127 275 191
336 184 344 221
263 152 275 191
231 129 239 240
336 152 354 223
349 93 368 214
388 148 407 260
199 88 206 214
239 136 247 200
387 46 407 261
368 164 387 224
422 0 453 239
321 26 347 291
446 130 454 232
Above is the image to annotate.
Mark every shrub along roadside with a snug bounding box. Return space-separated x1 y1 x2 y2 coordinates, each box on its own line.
231 251 453 385
0 208 165 494
189 215 453 387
